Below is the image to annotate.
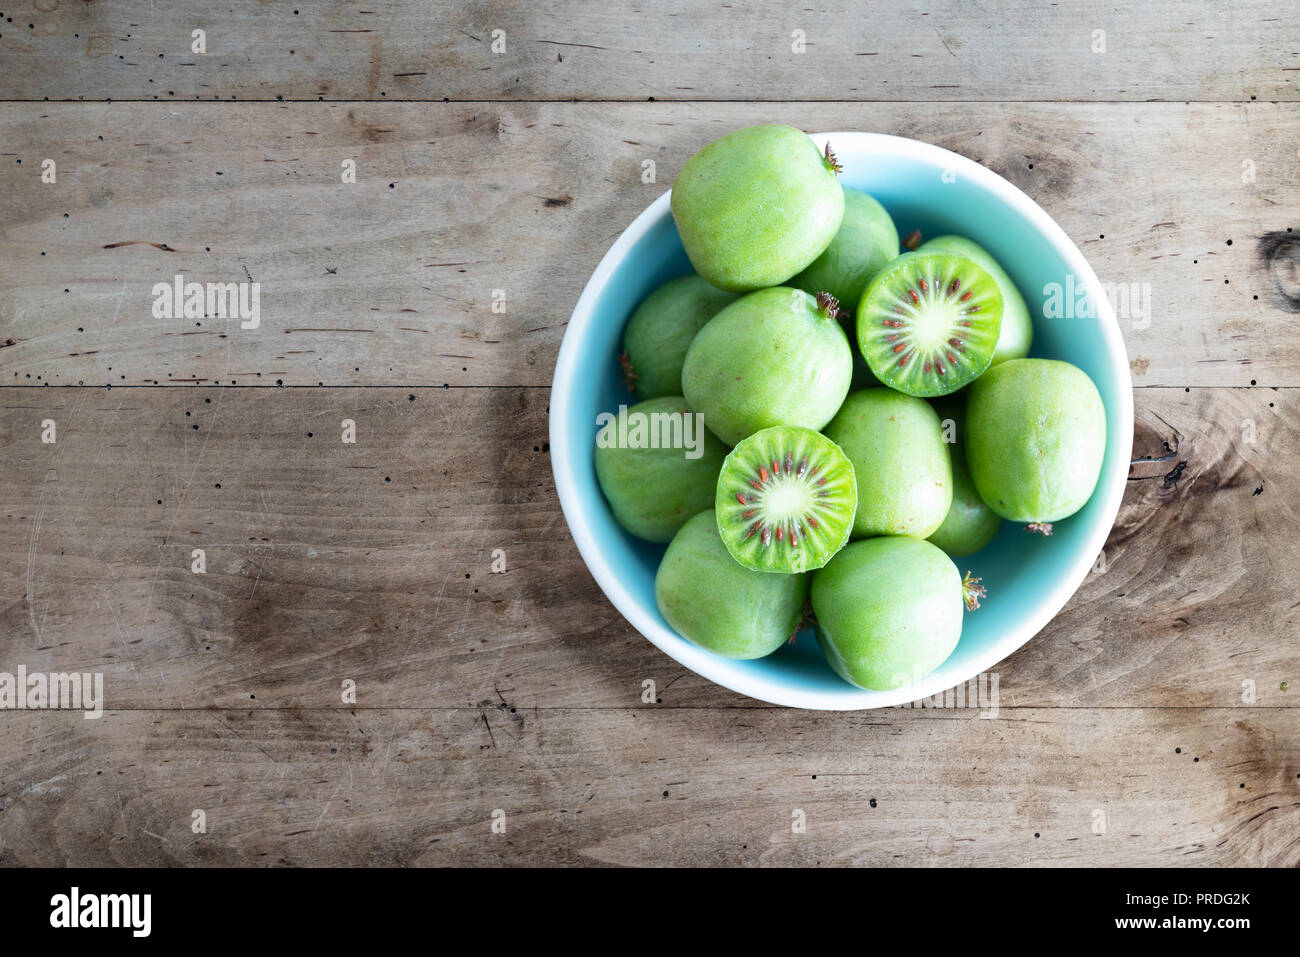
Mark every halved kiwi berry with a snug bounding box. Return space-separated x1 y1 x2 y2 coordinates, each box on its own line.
856 251 1003 397
715 426 857 574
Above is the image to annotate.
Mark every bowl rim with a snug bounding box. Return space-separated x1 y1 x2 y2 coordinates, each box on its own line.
550 130 1133 710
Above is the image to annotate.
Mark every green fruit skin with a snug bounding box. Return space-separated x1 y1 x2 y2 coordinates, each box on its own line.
926 393 1002 556
682 287 853 447
791 187 900 307
670 125 845 292
965 359 1107 523
822 389 953 539
594 397 728 542
622 275 738 400
920 235 1032 366
927 446 1002 557
812 537 963 691
656 511 808 659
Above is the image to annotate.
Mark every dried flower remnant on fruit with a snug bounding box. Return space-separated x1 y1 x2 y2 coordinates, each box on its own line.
618 351 639 393
1025 522 1053 536
815 291 841 319
823 143 843 174
903 229 923 251
961 571 986 611
788 597 817 643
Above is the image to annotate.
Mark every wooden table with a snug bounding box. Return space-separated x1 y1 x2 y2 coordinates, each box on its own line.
0 1 1296 867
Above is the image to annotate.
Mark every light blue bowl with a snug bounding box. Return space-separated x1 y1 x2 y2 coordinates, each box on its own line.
550 131 1133 709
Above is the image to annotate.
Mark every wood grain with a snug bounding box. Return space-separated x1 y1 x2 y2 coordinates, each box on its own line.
0 707 1294 866
1 102 1298 389
2 385 1294 710
0 1 1295 103
0 2 1295 869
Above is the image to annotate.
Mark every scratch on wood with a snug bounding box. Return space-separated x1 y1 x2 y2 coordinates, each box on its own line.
102 240 175 252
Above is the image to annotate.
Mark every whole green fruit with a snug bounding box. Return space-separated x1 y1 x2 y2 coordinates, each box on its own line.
670 125 845 292
822 388 952 539
927 447 1002 556
682 287 853 446
656 510 808 659
622 275 737 400
920 235 1032 366
926 394 1002 556
594 396 728 542
965 358 1107 532
812 537 972 691
791 187 900 307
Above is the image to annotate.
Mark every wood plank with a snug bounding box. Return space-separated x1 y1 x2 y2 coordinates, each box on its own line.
0 707 1293 866
1 102 1298 389
1 385 1295 710
0 1 1294 103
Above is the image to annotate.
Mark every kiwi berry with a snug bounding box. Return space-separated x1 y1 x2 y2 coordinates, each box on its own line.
965 358 1106 535
856 251 1003 397
594 396 728 542
812 536 985 691
791 186 900 308
926 393 1002 557
715 426 857 574
670 125 845 292
656 510 809 660
621 275 738 400
919 235 1032 366
682 286 853 446
822 388 952 540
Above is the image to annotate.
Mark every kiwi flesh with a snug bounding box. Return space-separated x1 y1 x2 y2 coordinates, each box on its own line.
919 235 1032 367
656 510 808 659
856 251 1003 398
621 274 738 400
715 426 857 574
594 396 728 542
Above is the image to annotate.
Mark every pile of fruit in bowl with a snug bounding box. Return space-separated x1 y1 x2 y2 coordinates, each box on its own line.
593 125 1106 693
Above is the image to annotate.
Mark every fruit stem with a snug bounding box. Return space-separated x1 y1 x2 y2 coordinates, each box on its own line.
961 571 986 611
902 229 923 251
822 142 842 174
1025 523 1054 536
814 291 841 320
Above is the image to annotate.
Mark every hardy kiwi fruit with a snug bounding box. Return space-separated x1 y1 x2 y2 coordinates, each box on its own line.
682 287 853 446
621 274 738 400
919 235 1032 367
822 388 953 540
791 186 900 307
926 394 1002 557
715 425 857 574
656 510 809 660
965 358 1107 535
670 125 845 292
856 251 1004 397
594 396 728 542
812 536 985 691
